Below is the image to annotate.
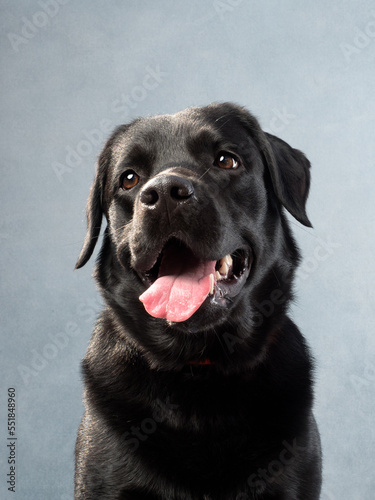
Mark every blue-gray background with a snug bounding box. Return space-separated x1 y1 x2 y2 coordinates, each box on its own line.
1 1 374 498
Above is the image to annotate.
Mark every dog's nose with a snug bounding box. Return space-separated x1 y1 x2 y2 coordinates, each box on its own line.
139 175 195 210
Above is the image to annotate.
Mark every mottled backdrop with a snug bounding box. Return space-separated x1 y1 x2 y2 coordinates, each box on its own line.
1 1 374 498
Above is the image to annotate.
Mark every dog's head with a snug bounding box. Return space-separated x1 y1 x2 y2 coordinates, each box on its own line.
76 103 311 372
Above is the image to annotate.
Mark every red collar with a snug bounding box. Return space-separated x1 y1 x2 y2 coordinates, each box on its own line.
187 359 213 366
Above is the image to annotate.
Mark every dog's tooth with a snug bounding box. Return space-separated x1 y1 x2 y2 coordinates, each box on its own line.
219 261 229 276
209 273 215 295
225 254 233 268
215 271 222 281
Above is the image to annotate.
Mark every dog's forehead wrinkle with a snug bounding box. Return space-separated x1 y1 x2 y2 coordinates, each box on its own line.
110 134 147 172
111 110 256 175
186 128 231 158
139 119 196 162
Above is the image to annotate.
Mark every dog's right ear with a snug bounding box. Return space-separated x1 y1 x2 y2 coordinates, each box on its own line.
75 140 112 270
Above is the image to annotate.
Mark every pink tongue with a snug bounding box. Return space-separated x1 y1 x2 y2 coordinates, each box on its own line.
139 246 216 322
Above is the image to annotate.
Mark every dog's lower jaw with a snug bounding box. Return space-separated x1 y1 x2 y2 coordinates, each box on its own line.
95 247 292 375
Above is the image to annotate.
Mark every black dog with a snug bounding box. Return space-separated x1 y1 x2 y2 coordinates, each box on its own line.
74 103 322 499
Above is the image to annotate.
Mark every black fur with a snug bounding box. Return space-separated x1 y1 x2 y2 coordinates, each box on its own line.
74 103 322 499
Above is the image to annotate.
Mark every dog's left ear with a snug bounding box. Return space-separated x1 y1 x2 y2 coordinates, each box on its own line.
264 133 312 227
75 124 131 269
75 158 106 270
75 135 115 269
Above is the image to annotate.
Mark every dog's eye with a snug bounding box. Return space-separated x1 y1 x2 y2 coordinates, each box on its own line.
120 170 140 190
214 152 239 170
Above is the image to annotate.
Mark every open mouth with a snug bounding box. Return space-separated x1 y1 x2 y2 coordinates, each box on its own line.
137 238 252 323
